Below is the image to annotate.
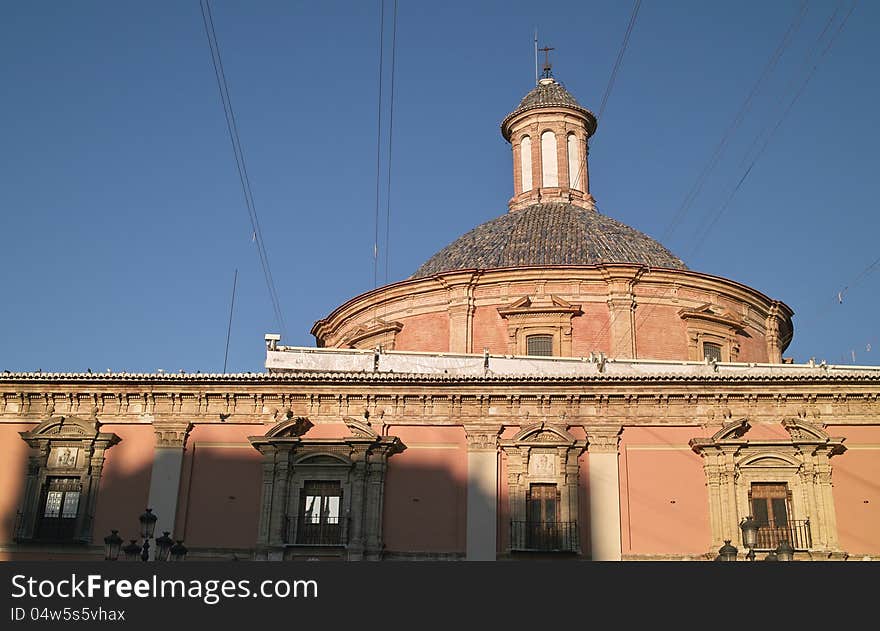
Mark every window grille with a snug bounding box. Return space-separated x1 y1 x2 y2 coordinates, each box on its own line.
527 335 553 356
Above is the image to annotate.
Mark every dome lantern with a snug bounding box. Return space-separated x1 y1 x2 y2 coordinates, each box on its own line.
501 73 598 212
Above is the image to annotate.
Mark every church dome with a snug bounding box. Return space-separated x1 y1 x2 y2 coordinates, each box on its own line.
411 202 687 279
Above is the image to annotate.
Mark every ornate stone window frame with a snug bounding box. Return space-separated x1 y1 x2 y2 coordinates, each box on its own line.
499 423 586 553
340 319 404 351
690 417 846 559
16 414 120 544
498 295 582 357
679 303 745 362
249 413 404 561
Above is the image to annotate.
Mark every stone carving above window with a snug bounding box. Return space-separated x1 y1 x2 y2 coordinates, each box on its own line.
679 303 747 362
249 416 404 561
498 295 582 357
16 415 120 544
340 319 403 350
690 418 847 559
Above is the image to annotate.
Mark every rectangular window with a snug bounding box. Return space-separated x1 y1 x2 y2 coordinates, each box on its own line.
750 483 792 549
37 477 81 541
526 335 554 357
297 481 343 545
525 484 559 550
703 342 722 362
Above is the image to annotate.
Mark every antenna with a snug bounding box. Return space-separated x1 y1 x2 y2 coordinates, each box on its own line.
534 29 539 84
223 269 238 373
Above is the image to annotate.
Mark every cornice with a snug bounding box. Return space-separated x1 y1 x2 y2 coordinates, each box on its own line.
310 263 794 346
5 370 880 386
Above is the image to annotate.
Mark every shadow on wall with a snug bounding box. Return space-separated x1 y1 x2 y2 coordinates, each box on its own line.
3 436 480 560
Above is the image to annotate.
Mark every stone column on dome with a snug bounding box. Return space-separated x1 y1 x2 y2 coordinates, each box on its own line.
464 425 501 560
765 306 783 363
602 266 641 359
147 420 194 539
556 122 570 190
447 273 479 353
586 426 622 561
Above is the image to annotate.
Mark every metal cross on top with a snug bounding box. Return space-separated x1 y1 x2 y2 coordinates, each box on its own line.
539 45 555 78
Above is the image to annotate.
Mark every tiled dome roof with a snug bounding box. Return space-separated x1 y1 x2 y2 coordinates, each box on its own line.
411 203 687 278
501 79 595 139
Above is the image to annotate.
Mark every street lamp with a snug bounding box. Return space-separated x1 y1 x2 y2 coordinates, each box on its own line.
138 508 158 561
170 540 189 562
717 540 738 562
122 539 141 561
103 530 123 561
155 531 174 562
739 515 759 560
775 540 795 562
104 508 187 561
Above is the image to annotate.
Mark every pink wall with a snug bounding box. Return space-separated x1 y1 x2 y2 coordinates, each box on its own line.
395 312 450 352
177 424 263 550
634 306 690 360
383 426 466 554
571 307 611 357
0 423 37 554
620 427 711 555
472 306 508 354
827 425 880 555
92 423 154 543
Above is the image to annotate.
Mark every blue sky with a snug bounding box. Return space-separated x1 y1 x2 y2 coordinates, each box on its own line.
2 0 877 373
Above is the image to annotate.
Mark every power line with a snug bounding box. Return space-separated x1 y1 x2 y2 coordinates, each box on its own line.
598 2 856 360
661 0 809 242
569 0 641 196
373 0 386 289
223 269 238 373
739 0 844 170
597 0 641 122
384 0 398 285
199 0 287 338
689 0 857 256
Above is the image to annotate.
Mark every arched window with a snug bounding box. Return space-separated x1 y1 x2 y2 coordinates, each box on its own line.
541 131 558 187
567 133 581 191
520 136 532 192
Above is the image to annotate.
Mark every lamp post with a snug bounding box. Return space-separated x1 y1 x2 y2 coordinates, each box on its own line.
775 540 795 562
103 530 123 561
170 540 189 562
739 515 759 561
138 508 157 562
717 540 738 562
103 508 187 561
714 515 797 562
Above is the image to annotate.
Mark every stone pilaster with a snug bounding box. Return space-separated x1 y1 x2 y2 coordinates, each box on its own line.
601 266 642 359
147 421 193 539
586 426 622 561
273 448 292 550
347 451 369 560
464 425 501 561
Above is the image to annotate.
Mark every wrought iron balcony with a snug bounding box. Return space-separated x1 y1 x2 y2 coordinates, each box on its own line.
751 519 812 550
284 515 345 546
510 521 579 553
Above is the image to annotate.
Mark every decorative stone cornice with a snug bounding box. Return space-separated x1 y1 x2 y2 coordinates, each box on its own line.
19 415 120 451
153 420 194 449
464 424 502 451
678 303 746 332
497 295 582 319
341 319 403 351
585 426 622 453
